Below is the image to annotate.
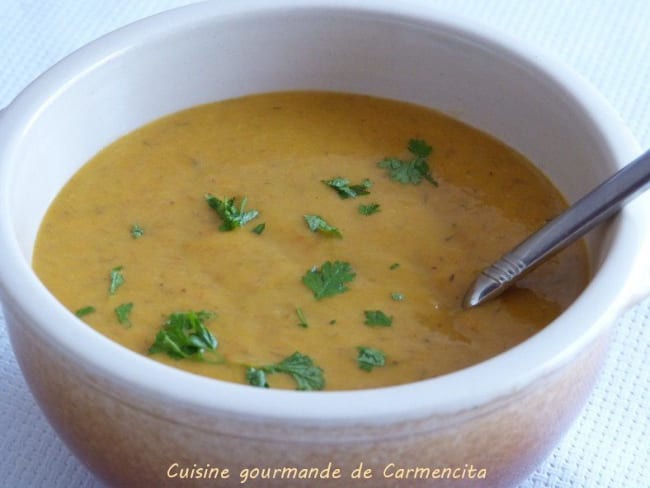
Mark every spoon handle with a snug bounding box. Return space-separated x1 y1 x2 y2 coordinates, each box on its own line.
463 149 650 308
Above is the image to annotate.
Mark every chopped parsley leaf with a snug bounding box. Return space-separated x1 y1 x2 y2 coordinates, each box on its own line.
251 223 266 235
246 368 269 388
364 310 393 327
296 307 309 328
389 263 400 270
391 292 405 301
109 266 125 295
357 346 386 372
205 194 259 231
247 351 325 391
358 203 380 215
74 306 95 318
148 310 218 361
114 302 133 327
302 261 356 300
303 214 342 238
322 177 372 199
377 138 438 186
130 224 144 239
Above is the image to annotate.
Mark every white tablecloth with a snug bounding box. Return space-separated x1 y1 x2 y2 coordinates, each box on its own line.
1 1 649 486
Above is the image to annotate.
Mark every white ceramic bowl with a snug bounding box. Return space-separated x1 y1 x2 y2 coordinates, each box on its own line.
1 1 649 486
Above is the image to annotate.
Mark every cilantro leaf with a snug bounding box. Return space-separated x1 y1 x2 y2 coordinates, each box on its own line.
130 224 144 239
377 138 438 186
246 368 269 388
408 138 432 158
109 266 125 295
358 203 380 215
148 310 218 360
322 177 372 199
75 306 96 318
357 346 386 372
114 302 133 327
248 352 325 391
251 223 266 235
296 307 309 328
205 194 259 231
302 261 356 300
303 214 342 238
364 310 393 327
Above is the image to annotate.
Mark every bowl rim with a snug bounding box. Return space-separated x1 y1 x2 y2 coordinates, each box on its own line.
0 0 644 424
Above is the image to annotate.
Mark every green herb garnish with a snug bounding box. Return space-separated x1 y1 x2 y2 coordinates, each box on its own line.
296 307 309 328
322 177 372 199
247 351 325 391
358 203 380 215
302 261 356 300
109 266 125 295
114 302 133 327
74 306 96 318
391 292 405 301
246 368 269 388
205 194 259 231
130 224 144 239
378 138 437 186
364 310 393 327
303 214 342 238
357 346 386 371
389 263 400 270
251 223 266 235
148 310 218 360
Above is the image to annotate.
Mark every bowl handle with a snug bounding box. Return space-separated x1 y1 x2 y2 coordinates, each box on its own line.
626 260 650 310
621 208 650 311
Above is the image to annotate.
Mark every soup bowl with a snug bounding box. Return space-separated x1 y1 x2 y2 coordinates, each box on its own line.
0 1 648 486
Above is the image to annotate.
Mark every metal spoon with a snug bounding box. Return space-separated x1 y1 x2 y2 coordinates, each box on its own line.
462 149 650 309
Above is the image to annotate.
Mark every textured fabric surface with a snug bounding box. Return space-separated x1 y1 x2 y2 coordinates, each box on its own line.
1 1 649 487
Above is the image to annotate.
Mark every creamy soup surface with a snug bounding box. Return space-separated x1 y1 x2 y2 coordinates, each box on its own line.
33 91 589 391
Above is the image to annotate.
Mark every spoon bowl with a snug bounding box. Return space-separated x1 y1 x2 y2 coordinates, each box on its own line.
464 148 650 308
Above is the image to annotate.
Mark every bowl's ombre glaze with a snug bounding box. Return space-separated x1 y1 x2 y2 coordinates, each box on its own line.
1 1 649 486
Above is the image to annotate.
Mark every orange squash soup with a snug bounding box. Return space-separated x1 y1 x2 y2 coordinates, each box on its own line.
32 91 589 390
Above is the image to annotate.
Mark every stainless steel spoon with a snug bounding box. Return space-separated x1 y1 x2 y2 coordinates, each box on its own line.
462 149 650 309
